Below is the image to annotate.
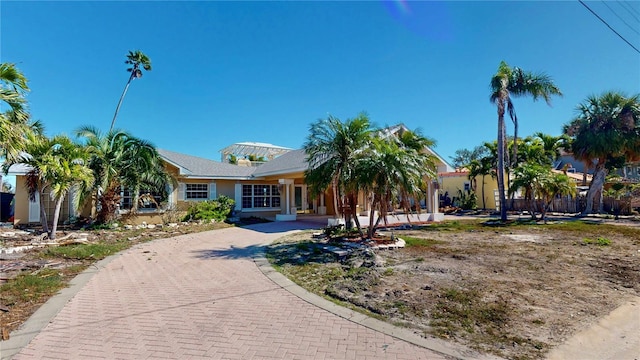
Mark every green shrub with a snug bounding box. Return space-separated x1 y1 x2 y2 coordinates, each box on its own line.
183 195 235 222
454 189 478 210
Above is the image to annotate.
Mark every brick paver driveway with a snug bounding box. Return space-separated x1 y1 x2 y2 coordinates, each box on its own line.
7 221 450 359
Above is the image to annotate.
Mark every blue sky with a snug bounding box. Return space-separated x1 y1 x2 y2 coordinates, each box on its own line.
2 1 639 167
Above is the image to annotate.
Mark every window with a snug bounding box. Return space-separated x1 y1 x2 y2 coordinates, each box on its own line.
121 189 163 210
242 184 280 209
463 182 471 191
186 184 208 200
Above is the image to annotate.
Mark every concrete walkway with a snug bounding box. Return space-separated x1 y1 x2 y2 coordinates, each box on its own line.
1 221 491 360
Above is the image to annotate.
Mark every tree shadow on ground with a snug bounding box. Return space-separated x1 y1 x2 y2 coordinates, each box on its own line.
266 242 341 267
191 244 266 260
238 220 323 234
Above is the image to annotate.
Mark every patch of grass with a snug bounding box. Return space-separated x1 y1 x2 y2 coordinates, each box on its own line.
432 287 510 335
583 237 612 246
42 242 129 260
0 269 65 304
420 220 484 232
403 236 445 247
382 268 394 276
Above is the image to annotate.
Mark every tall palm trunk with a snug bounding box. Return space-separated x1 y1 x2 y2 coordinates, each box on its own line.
332 179 340 219
38 189 50 236
50 196 64 240
582 161 607 215
512 116 519 169
367 193 378 239
497 108 508 221
110 72 135 131
347 192 363 236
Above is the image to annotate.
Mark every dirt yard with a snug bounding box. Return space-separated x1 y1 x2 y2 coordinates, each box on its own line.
267 219 640 360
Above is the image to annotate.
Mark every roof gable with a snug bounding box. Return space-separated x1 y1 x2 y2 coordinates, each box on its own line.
251 149 308 177
158 149 255 179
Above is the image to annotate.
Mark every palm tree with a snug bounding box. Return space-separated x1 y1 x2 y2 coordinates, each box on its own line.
304 113 373 231
0 62 29 122
76 126 169 223
110 50 152 131
395 128 438 213
490 61 562 221
4 134 93 239
0 63 35 162
533 132 569 166
357 130 436 238
563 91 640 215
467 156 493 209
509 163 547 219
538 172 576 222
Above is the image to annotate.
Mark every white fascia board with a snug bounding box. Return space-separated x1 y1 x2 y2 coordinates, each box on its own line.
252 166 308 178
181 175 253 181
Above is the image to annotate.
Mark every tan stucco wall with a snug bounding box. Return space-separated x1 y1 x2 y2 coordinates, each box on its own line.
439 173 498 210
120 212 166 225
13 176 29 225
216 180 236 199
13 175 74 225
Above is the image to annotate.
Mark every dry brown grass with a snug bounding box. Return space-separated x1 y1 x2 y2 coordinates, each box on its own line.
268 219 640 360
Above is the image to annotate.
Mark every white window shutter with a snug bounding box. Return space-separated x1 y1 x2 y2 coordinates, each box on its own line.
234 183 242 210
178 183 186 201
209 182 217 199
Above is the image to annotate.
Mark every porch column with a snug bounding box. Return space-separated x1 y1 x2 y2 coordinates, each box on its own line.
429 180 443 221
276 179 296 221
285 184 290 215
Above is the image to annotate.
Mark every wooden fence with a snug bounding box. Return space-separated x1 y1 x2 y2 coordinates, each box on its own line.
508 196 636 215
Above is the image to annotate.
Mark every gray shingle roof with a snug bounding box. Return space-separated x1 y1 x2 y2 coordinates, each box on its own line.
252 149 308 177
158 149 256 179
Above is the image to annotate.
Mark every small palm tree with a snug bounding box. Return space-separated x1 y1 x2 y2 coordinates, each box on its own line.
110 50 152 131
357 131 436 238
76 126 169 223
509 163 547 219
538 172 576 221
5 134 93 239
304 113 373 231
467 156 493 209
490 61 562 221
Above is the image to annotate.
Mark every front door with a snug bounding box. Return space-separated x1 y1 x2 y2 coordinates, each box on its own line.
294 185 311 213
294 186 303 212
29 192 40 223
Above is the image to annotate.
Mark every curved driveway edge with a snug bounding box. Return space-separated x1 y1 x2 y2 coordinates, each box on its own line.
253 254 499 360
1 221 469 360
0 252 124 359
